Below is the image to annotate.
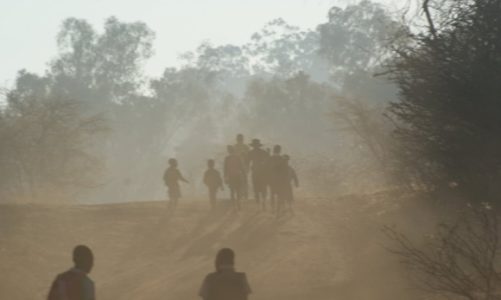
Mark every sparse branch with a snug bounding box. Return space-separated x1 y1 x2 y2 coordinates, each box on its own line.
384 206 501 299
422 0 438 39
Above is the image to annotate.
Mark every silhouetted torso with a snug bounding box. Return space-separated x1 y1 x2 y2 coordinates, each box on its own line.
204 169 223 190
234 143 250 169
199 267 251 300
163 167 184 188
248 148 268 173
224 154 245 185
48 268 95 300
269 155 287 186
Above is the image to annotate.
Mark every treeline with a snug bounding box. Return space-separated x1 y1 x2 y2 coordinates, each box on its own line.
3 0 500 207
0 0 401 202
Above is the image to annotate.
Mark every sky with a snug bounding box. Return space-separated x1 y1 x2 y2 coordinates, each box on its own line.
0 0 399 89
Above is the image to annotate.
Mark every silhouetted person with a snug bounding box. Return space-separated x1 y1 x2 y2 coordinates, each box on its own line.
204 159 224 210
163 158 189 210
224 145 245 210
234 134 250 200
248 139 269 207
199 248 252 300
47 245 95 300
269 145 288 216
282 155 299 212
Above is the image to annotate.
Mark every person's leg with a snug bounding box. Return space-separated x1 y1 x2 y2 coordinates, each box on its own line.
275 186 285 217
235 182 242 211
229 185 236 210
168 188 174 210
252 172 260 204
256 178 266 210
242 173 248 200
270 186 277 213
209 187 216 210
170 196 178 211
285 185 293 213
261 185 267 211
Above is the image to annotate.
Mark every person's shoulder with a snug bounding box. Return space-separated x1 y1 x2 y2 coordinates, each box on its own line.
82 274 94 284
204 271 219 280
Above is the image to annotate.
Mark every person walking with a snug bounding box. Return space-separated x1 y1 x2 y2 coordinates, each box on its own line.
224 146 245 211
163 158 189 210
282 154 299 212
248 139 269 207
204 159 224 210
268 145 288 216
234 134 250 200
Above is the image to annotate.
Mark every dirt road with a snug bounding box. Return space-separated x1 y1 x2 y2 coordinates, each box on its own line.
0 195 421 299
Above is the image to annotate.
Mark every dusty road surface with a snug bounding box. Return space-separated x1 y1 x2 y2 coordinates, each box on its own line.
0 196 423 300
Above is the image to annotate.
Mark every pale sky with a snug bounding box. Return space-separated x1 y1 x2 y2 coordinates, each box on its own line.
0 0 399 88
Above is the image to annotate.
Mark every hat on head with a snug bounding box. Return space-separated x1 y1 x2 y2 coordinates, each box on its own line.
249 139 262 147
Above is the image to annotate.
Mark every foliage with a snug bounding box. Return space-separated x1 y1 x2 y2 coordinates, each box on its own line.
387 0 501 202
385 204 501 299
0 71 107 201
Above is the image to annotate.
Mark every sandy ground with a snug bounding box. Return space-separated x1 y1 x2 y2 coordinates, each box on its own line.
0 195 425 300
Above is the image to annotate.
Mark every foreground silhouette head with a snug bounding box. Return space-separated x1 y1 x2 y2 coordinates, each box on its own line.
168 158 178 167
73 245 93 273
215 248 235 271
207 159 215 168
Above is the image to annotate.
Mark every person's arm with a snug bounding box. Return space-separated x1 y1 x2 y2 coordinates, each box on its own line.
242 273 252 300
198 275 209 299
178 170 189 183
47 275 60 300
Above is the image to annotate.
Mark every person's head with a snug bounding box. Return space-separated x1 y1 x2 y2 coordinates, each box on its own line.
227 145 235 154
207 159 215 169
73 245 93 273
215 248 235 271
283 154 290 164
236 134 244 144
168 158 178 167
273 145 282 155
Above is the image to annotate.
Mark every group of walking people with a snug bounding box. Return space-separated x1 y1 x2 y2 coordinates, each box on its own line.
163 134 299 216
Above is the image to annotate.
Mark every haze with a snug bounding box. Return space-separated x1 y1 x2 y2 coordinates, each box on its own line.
2 0 499 300
0 0 399 87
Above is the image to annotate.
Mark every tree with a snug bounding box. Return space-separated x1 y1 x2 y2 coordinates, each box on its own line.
51 16 155 104
0 71 107 201
246 18 328 80
387 0 501 202
242 72 334 153
318 0 405 80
